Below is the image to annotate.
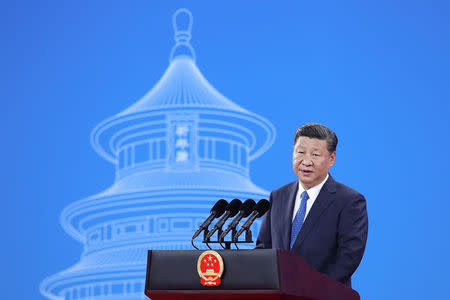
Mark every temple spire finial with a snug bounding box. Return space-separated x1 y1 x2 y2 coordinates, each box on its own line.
170 8 196 62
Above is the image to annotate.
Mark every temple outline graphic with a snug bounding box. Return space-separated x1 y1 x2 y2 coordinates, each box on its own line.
40 8 276 300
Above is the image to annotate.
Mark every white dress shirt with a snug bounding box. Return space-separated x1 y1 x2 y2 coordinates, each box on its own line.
292 174 329 223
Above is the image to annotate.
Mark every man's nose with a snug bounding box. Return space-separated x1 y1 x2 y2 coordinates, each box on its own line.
301 158 313 166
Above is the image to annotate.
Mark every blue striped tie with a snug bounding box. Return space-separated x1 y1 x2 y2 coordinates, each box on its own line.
290 191 309 249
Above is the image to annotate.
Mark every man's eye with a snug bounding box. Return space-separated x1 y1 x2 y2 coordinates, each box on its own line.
297 151 304 154
313 153 320 157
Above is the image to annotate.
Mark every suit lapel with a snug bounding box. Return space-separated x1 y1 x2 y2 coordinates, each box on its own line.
281 181 298 249
292 175 337 249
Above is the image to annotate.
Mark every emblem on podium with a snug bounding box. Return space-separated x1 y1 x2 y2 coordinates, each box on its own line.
197 250 224 286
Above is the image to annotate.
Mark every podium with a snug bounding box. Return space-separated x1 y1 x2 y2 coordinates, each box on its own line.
145 249 360 300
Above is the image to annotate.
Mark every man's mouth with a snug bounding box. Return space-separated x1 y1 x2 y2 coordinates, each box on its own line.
300 169 313 176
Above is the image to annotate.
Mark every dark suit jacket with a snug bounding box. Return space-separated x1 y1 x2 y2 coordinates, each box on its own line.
256 175 368 287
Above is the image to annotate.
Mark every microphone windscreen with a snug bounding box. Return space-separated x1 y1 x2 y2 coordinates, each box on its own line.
254 199 271 217
211 199 229 217
240 199 256 217
226 199 243 218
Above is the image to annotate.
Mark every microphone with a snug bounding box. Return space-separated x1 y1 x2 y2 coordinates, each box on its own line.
205 199 242 240
233 199 270 242
219 199 256 240
191 199 228 240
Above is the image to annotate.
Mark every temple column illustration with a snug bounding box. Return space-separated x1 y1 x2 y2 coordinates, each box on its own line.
41 9 275 300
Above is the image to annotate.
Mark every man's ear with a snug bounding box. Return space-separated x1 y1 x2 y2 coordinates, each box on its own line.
329 151 336 167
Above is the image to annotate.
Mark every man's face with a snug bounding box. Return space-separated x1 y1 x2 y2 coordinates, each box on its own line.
292 136 336 190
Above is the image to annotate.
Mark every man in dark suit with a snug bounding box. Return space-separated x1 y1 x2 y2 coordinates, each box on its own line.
256 123 368 287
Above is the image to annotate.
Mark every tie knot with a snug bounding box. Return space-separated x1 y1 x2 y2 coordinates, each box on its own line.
301 191 309 201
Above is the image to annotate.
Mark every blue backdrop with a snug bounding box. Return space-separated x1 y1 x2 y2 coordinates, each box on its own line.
2 1 450 299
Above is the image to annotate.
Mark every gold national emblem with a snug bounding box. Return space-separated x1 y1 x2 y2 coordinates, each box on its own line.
197 250 224 286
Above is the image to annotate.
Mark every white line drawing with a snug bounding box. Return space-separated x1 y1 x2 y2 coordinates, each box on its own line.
40 8 276 300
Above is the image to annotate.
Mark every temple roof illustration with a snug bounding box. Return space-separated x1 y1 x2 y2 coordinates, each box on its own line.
119 58 249 114
91 9 275 165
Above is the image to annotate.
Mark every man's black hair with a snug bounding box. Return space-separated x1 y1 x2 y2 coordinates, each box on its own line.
294 123 338 153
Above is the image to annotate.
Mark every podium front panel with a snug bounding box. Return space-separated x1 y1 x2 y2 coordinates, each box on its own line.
147 249 280 291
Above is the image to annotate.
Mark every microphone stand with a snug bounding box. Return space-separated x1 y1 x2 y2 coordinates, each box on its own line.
203 226 253 249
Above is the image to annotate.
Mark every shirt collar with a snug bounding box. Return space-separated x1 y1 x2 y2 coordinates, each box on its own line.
297 174 329 200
